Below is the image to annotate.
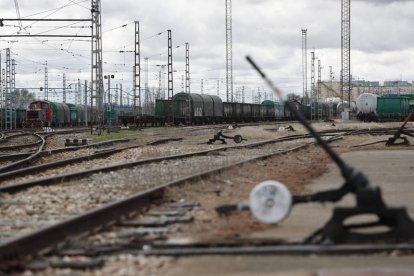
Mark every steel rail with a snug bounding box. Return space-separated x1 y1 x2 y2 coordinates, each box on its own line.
0 138 130 172
0 133 43 152
0 136 329 268
0 133 321 193
138 243 414 256
0 138 180 182
0 134 50 173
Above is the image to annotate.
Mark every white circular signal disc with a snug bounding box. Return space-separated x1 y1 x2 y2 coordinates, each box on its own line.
249 180 292 224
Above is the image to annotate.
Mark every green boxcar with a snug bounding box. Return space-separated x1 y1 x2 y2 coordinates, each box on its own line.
104 110 117 124
406 94 414 111
65 103 79 125
377 96 410 121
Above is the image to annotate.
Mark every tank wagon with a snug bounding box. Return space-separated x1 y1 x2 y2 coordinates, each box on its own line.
356 93 378 121
356 93 414 122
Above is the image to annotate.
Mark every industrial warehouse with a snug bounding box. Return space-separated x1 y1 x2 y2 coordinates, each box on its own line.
1 0 414 275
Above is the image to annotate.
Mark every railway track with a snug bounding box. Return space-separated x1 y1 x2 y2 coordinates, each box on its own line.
0 131 330 191
0 124 412 272
0 133 330 271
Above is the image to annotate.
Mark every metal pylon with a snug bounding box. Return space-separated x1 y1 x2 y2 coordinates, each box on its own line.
4 48 13 129
317 59 322 120
91 0 104 130
134 21 140 117
44 61 48 100
63 73 66 103
185 42 191 124
301 29 308 104
167 30 173 99
226 0 233 102
341 0 351 113
310 51 316 121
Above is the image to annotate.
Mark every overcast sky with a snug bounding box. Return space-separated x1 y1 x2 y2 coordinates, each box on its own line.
1 0 414 102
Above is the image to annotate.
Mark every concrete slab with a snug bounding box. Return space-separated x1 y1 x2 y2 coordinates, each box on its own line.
164 150 414 276
250 150 414 241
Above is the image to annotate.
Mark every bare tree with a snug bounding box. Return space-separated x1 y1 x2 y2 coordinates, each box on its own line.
11 89 35 109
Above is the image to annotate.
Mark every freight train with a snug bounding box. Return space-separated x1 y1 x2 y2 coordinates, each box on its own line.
24 100 136 128
154 92 335 125
3 93 337 129
356 93 414 122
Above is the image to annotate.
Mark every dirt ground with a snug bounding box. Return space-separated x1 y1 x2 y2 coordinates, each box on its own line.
154 121 414 275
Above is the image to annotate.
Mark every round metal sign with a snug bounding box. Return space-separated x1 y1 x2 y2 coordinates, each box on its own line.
249 180 292 224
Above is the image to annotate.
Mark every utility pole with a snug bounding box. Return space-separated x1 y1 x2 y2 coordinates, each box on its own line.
115 83 119 106
317 59 322 120
185 42 191 124
120 83 123 106
144 57 149 114
44 61 48 100
310 51 316 121
217 80 220 97
84 80 88 126
301 29 308 104
91 0 104 132
12 58 16 131
167 29 173 99
225 0 233 102
5 48 12 129
329 66 334 98
201 79 204 94
134 21 141 117
62 73 66 103
341 0 351 117
157 70 162 100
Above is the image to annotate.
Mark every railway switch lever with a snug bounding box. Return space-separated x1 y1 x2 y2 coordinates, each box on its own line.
386 112 414 146
207 130 246 144
215 56 414 244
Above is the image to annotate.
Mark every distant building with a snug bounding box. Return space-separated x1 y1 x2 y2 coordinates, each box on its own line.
383 80 410 87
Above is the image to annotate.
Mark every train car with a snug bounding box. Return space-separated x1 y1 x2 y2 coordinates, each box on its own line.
356 93 378 121
26 100 52 127
283 100 302 120
26 100 94 127
377 96 410 121
65 103 80 125
260 100 276 121
50 102 70 126
223 102 243 122
0 108 26 128
251 104 261 121
171 92 219 124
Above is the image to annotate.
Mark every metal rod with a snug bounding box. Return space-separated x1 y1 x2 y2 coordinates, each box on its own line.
246 56 353 180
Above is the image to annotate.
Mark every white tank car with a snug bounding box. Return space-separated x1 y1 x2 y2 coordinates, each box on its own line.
356 93 378 121
356 93 378 114
336 101 356 113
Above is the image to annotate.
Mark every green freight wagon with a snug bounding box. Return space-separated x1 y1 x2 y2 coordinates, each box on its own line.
104 109 117 124
65 103 79 125
377 96 410 121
